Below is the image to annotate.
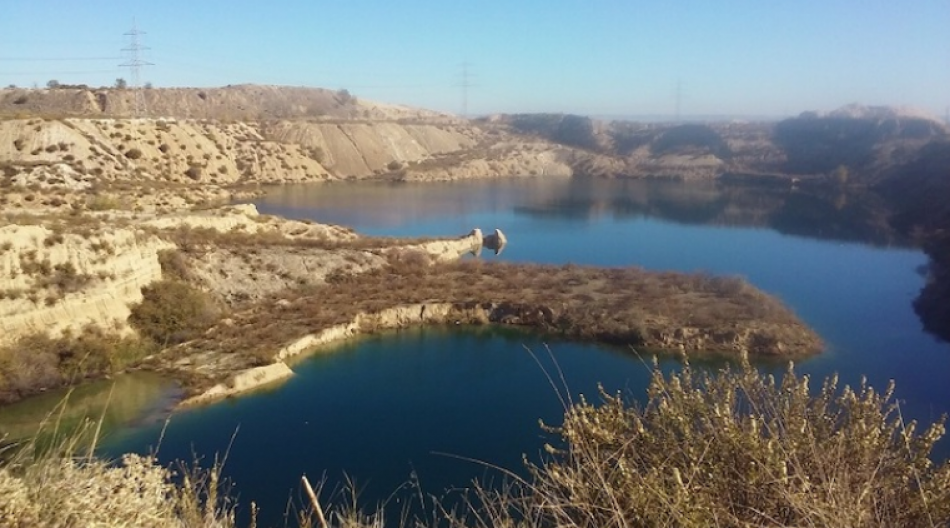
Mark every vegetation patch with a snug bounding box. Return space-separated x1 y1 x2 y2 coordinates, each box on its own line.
0 426 236 527
0 327 154 404
128 279 222 348
167 259 821 390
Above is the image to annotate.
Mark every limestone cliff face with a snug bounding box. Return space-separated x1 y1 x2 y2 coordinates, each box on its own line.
389 230 485 263
263 121 479 177
0 224 173 343
398 142 573 181
180 362 294 407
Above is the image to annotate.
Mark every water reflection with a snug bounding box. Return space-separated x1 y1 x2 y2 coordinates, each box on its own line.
256 178 577 233
515 179 907 247
0 372 180 444
256 178 909 248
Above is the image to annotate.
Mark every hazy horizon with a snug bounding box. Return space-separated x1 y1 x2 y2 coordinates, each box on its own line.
2 1 948 119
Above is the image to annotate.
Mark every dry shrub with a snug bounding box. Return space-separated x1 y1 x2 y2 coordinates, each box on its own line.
463 360 950 528
34 262 93 293
157 249 192 282
129 280 222 347
385 248 432 274
180 260 819 371
0 328 154 404
85 195 120 211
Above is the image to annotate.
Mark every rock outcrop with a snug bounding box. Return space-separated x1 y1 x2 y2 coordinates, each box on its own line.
0 117 331 190
263 120 478 178
0 203 373 343
180 361 294 407
0 224 173 343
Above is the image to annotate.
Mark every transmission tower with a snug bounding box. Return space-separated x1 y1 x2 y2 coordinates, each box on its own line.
454 61 475 118
120 19 153 118
674 79 682 122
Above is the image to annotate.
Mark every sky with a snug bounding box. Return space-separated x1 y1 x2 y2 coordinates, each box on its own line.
1 1 948 119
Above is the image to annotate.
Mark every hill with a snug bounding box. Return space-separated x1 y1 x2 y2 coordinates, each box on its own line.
489 107 949 181
0 85 576 215
0 84 447 121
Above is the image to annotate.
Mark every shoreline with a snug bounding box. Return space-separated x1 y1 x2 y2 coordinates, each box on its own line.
174 265 824 407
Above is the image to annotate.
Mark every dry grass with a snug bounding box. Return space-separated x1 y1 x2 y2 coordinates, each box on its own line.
164 223 434 253
1 415 240 528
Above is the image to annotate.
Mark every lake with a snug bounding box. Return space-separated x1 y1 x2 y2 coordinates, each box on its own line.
100 177 949 526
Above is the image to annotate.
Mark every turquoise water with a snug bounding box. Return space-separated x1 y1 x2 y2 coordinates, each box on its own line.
104 178 950 526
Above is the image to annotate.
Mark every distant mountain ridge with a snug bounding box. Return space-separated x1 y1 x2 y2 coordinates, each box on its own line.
819 103 944 123
489 104 949 180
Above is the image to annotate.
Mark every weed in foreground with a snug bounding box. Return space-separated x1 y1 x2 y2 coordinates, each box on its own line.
0 402 241 528
454 359 950 528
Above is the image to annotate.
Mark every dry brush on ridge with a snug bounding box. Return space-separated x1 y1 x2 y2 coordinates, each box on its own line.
158 255 822 399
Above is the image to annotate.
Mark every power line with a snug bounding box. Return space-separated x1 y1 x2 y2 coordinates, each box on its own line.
0 70 117 75
674 79 682 122
0 57 122 61
119 18 153 117
454 61 475 118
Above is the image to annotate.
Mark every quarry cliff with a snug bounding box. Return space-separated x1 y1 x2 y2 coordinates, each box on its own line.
0 85 572 189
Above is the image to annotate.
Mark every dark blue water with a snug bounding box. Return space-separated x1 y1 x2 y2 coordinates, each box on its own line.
104 178 950 526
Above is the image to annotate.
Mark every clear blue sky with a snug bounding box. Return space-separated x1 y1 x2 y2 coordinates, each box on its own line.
2 1 948 118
